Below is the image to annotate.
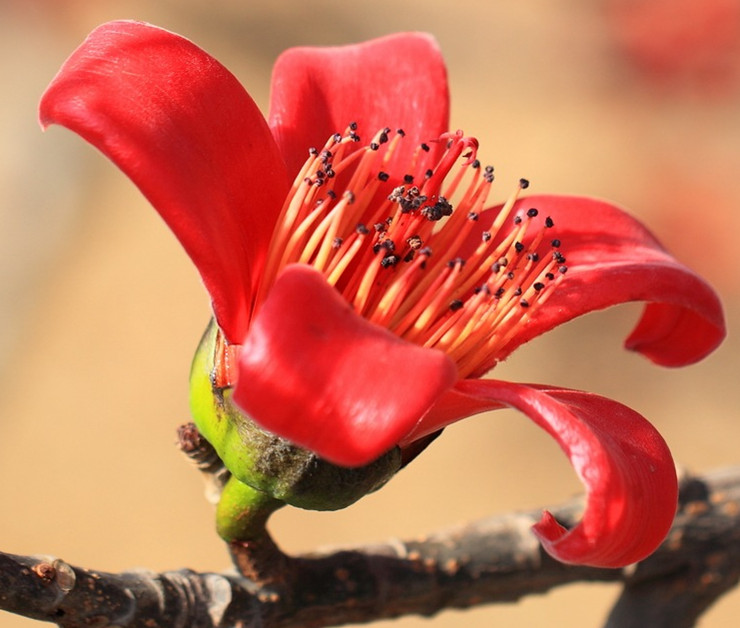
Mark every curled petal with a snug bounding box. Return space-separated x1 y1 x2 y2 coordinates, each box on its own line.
234 264 458 467
409 379 677 568
482 195 725 367
268 33 450 178
39 20 290 342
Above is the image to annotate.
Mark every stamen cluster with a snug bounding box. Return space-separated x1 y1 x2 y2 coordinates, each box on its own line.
258 125 567 378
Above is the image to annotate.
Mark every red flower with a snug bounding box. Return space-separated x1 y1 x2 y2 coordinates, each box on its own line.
40 21 725 568
604 0 740 93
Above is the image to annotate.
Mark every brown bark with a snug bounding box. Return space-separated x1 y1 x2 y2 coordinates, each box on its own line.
0 466 738 627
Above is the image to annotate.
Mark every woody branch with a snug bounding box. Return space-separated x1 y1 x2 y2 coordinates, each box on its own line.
0 462 738 628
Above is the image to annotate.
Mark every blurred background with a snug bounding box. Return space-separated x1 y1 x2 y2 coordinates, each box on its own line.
1 0 738 626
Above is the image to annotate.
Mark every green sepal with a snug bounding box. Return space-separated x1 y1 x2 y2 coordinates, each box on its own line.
189 320 402 511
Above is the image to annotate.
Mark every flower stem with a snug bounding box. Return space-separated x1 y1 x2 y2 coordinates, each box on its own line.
216 475 284 542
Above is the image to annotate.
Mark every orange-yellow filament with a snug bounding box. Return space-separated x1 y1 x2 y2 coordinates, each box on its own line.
254 126 567 379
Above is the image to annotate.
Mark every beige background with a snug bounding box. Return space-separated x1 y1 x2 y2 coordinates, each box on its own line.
1 1 739 626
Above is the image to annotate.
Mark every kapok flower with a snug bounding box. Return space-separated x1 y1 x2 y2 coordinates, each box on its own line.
39 21 725 568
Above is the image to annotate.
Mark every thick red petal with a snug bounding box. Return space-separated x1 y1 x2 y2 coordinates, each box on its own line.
268 33 450 179
483 195 725 367
399 386 506 447
412 379 678 568
233 264 458 467
39 20 290 342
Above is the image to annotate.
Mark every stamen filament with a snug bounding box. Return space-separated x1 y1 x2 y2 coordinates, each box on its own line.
249 125 566 384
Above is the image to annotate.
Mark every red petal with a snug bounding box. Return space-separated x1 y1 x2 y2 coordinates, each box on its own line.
233 264 458 467
39 20 290 342
416 379 678 568
488 195 725 367
399 386 506 447
268 33 450 178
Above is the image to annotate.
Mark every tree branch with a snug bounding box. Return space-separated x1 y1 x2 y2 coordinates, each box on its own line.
1 466 738 627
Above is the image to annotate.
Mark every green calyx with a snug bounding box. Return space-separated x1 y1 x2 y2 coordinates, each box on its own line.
189 320 402 539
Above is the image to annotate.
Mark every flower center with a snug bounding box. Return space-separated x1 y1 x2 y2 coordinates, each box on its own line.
257 125 567 379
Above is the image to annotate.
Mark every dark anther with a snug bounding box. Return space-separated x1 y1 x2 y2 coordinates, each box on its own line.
545 272 555 280
403 250 415 262
533 282 545 291
483 166 495 183
495 287 505 298
420 246 433 257
467 212 479 221
482 231 492 242
425 169 434 179
421 143 430 152
379 130 389 144
406 235 423 250
349 121 358 130
447 257 465 268
421 197 453 221
551 238 561 248
559 265 568 274
514 215 523 225
507 271 515 280
527 208 539 218
321 150 332 162
381 254 400 268
350 133 360 142
381 239 396 252
391 186 427 213
514 241 525 253
370 142 380 151
356 223 369 235
520 299 530 308
527 252 540 262
388 186 404 203
332 237 343 248
327 189 337 199
545 216 555 228
404 174 415 183
450 299 464 312
472 159 481 169
309 147 318 155
378 171 390 182
491 262 502 273
397 128 406 136
498 256 509 267
519 178 530 189
332 133 342 143
374 222 387 233
514 287 522 296
325 168 336 178
553 251 566 264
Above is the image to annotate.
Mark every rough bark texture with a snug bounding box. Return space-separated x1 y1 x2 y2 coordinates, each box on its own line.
1 465 739 628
